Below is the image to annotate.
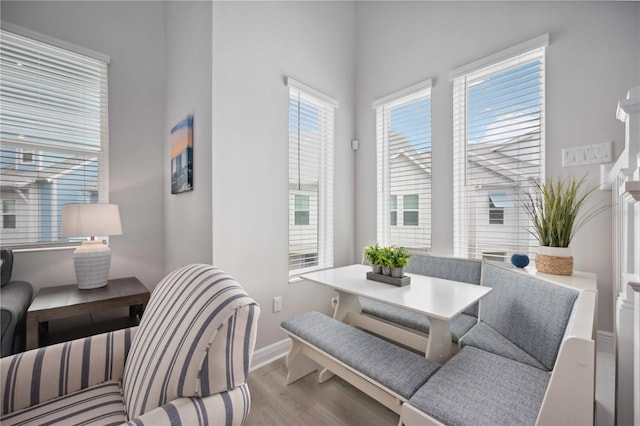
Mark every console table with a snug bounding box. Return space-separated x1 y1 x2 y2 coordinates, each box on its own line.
26 277 150 350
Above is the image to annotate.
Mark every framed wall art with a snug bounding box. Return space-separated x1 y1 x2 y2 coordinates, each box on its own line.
171 115 193 194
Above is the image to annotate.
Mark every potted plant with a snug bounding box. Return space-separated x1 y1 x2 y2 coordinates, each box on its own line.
362 243 382 273
522 176 608 275
379 246 395 276
389 247 412 278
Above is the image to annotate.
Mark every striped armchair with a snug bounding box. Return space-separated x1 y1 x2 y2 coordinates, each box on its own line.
0 264 260 425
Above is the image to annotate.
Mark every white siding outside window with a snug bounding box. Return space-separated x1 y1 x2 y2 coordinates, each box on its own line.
0 26 109 248
374 80 432 252
452 35 547 261
287 78 336 276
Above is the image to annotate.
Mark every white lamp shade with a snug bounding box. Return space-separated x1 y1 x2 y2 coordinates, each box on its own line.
60 203 123 238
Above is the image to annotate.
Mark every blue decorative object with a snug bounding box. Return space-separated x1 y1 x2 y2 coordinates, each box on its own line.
511 254 530 268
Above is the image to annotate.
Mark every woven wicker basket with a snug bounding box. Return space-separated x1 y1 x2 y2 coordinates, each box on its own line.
535 253 573 276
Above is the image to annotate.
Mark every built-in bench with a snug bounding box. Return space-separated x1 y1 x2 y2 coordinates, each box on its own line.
353 255 482 352
281 311 440 414
401 262 597 426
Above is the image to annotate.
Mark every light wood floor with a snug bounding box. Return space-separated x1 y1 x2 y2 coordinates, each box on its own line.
245 358 399 426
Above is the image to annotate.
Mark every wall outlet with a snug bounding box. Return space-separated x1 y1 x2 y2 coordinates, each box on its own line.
273 296 282 313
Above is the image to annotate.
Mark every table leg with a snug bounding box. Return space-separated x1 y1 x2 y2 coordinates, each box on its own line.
333 290 362 323
426 318 453 364
26 315 39 351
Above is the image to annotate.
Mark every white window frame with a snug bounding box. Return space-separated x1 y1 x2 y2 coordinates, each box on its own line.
452 35 547 260
287 78 336 277
374 80 432 252
0 23 110 249
2 200 17 229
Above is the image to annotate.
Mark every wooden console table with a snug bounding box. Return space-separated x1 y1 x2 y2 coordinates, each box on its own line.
26 277 150 350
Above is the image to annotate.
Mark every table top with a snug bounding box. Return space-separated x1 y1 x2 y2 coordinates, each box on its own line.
28 277 149 313
301 264 492 321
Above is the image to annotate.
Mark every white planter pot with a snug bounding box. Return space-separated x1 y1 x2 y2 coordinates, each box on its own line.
537 246 572 257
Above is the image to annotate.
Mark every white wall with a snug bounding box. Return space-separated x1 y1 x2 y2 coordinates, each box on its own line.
354 1 640 332
2 1 167 292
164 2 213 272
212 1 356 348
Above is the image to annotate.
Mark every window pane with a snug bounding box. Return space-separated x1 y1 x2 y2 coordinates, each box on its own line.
390 211 397 226
295 194 309 211
404 194 419 210
295 211 310 226
390 195 397 210
3 215 16 229
404 211 419 226
489 209 504 225
3 200 16 214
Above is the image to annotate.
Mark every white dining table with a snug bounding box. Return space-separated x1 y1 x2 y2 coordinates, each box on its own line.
300 264 492 363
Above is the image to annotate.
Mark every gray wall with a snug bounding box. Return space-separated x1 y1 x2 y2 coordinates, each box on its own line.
354 1 640 332
2 1 168 292
164 1 213 271
211 1 357 348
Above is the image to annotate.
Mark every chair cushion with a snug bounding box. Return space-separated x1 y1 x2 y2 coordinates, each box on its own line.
281 311 440 399
460 322 546 370
0 380 126 426
408 346 551 426
122 264 259 419
480 262 578 370
406 255 482 316
360 298 477 343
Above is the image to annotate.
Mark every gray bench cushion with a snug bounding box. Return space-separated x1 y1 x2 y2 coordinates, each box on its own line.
281 311 440 399
407 255 482 317
409 346 551 426
460 322 546 370
478 262 578 371
360 298 477 343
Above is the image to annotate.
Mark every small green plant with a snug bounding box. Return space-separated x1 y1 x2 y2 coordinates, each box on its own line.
362 243 382 265
378 246 395 267
522 176 609 248
389 246 412 268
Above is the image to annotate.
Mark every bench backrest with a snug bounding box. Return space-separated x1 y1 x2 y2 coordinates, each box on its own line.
407 255 482 316
480 262 578 371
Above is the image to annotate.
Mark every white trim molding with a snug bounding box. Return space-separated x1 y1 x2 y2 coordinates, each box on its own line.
249 338 291 373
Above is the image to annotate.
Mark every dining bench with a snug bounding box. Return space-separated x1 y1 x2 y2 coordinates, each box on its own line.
351 255 482 353
400 262 597 426
281 311 440 414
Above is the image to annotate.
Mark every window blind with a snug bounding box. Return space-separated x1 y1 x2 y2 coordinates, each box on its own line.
0 28 109 248
287 78 336 275
453 44 546 261
375 80 432 252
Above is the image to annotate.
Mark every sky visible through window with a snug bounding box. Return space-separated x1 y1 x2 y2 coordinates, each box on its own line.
389 97 432 152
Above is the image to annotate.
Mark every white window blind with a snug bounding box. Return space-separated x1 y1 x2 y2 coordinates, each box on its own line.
374 80 432 252
287 78 336 275
452 40 546 261
0 28 109 248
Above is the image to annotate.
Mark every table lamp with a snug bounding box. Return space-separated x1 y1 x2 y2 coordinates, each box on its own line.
60 203 122 289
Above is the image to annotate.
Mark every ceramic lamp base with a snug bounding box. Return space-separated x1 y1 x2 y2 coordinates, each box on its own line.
73 240 111 289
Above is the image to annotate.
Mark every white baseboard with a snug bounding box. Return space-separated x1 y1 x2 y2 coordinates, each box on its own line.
250 338 291 372
597 330 614 346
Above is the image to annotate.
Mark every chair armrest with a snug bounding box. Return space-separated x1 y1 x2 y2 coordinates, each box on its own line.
1 327 137 415
121 383 250 426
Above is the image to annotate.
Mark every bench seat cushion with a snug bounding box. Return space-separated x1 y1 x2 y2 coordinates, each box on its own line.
360 298 477 343
0 380 126 426
281 311 440 399
460 322 546 371
408 346 551 426
479 263 578 371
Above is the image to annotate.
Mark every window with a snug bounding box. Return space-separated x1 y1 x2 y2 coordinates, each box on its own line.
390 195 397 226
375 80 432 252
0 26 109 248
294 194 310 225
287 78 336 275
2 200 16 229
452 35 547 260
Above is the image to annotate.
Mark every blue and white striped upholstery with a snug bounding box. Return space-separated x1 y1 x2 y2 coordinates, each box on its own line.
0 264 259 426
1 380 126 426
122 384 250 426
122 264 259 419
1 327 135 415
